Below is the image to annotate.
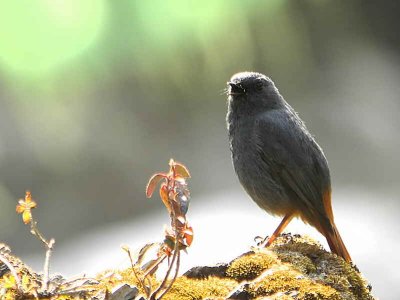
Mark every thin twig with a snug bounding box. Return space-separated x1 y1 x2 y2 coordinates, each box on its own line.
62 276 98 285
126 248 141 284
58 279 99 294
125 247 149 296
143 254 167 278
41 238 55 292
58 286 97 295
142 254 168 297
157 251 180 300
30 219 55 293
30 221 48 245
152 237 179 299
150 214 180 300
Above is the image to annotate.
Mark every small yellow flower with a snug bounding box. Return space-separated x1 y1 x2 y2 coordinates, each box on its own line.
16 191 37 224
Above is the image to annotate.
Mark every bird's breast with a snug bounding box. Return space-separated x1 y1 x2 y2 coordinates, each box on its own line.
227 112 294 216
228 116 261 186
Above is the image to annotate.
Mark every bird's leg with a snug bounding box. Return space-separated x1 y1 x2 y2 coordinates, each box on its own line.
262 213 294 247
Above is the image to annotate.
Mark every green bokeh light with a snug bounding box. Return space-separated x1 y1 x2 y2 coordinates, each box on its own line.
134 1 285 47
0 0 107 78
135 1 226 45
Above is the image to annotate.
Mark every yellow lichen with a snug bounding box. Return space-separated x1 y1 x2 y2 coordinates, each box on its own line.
269 234 374 300
247 268 340 300
0 234 375 300
272 234 326 258
94 267 158 297
277 251 317 274
226 251 278 281
161 276 237 300
321 256 373 300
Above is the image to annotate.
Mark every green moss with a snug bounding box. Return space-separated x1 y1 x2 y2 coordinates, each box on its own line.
269 234 374 300
0 234 375 300
92 267 160 298
162 276 237 300
276 251 317 274
272 234 327 259
321 256 374 300
226 251 278 281
246 268 340 300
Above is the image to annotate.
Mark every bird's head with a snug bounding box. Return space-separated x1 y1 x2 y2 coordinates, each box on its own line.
227 71 282 112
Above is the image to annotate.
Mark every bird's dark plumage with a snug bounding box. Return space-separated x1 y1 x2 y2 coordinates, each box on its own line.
226 71 351 262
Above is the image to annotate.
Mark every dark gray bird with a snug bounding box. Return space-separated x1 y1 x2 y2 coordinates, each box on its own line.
226 71 351 262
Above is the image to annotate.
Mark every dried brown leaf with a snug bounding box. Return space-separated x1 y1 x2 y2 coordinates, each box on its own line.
159 185 171 212
174 162 191 178
145 173 165 198
137 243 159 266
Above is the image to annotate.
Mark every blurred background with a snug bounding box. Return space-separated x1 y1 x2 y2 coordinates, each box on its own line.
0 0 399 299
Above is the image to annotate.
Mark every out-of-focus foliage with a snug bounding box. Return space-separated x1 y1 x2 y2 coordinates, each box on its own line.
0 1 106 77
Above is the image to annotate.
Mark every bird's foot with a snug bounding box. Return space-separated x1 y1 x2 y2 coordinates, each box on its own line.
254 235 271 247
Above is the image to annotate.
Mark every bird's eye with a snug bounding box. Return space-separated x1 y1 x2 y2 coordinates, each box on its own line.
255 81 263 91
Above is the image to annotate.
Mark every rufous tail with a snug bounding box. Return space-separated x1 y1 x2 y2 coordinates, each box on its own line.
324 222 352 263
320 188 351 263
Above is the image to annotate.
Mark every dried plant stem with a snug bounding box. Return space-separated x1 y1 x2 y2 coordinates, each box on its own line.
0 254 22 290
30 220 55 292
144 160 192 300
125 248 141 284
58 286 97 295
62 276 98 286
143 254 167 278
157 251 180 300
143 255 168 297
42 238 55 291
30 221 47 245
150 215 180 300
126 247 151 296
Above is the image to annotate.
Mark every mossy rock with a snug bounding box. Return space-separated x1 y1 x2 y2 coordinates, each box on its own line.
181 234 375 300
0 234 375 299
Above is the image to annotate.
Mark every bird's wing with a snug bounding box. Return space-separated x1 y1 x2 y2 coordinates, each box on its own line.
254 111 332 226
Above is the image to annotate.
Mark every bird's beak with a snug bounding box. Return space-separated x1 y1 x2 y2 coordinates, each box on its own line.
228 82 246 95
